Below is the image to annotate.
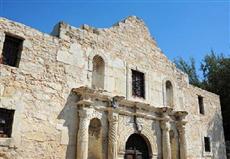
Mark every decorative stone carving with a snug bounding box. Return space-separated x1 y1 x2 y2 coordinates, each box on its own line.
161 120 172 159
76 109 91 159
111 97 119 108
176 121 187 159
111 95 125 108
108 111 119 159
136 120 143 132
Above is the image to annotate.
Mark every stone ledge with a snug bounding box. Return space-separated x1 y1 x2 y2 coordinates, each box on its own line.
0 138 12 147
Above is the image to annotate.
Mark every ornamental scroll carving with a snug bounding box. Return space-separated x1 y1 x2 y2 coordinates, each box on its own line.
108 112 119 159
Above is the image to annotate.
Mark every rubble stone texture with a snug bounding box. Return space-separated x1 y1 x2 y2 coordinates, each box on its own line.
0 16 226 159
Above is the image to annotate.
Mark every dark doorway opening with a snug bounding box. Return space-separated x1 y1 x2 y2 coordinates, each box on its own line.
125 133 150 159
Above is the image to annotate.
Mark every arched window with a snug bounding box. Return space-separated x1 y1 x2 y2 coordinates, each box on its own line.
166 80 173 107
88 118 102 159
92 55 105 89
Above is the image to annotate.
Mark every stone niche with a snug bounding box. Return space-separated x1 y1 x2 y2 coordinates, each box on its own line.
88 118 103 159
92 55 105 90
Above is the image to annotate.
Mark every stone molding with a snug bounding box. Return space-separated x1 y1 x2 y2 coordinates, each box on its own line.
73 86 188 120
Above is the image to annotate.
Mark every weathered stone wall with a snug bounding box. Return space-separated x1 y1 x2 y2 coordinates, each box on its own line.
184 85 226 158
0 16 226 159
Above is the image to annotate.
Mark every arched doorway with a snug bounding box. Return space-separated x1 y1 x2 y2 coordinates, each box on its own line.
125 133 151 159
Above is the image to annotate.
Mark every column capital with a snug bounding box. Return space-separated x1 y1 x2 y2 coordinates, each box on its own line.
176 121 187 132
174 111 188 120
108 111 119 123
78 108 92 119
160 120 170 131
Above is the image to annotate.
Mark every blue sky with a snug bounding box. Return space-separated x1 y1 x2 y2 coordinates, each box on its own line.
1 0 229 75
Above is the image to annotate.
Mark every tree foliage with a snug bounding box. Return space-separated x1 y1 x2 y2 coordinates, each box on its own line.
174 57 201 87
174 50 230 140
201 52 230 140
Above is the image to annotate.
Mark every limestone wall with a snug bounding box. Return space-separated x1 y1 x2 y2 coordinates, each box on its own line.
0 16 226 159
184 86 226 158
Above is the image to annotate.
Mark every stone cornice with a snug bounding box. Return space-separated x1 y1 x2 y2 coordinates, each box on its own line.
72 86 188 121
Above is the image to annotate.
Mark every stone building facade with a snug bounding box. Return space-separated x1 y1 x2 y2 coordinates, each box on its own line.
0 16 226 159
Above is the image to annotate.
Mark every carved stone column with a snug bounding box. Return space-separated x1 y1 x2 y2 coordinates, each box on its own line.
161 120 171 159
108 111 119 159
76 109 91 159
177 121 187 159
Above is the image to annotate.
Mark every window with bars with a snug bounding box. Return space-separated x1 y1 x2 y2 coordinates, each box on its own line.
204 137 211 152
1 35 23 67
198 95 204 115
0 108 15 138
132 70 145 98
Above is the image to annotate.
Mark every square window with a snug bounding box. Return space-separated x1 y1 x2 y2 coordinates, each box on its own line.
198 95 204 114
0 108 15 138
1 35 23 67
204 137 211 152
132 70 145 98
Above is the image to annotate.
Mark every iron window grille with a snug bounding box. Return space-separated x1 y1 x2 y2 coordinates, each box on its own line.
132 70 145 98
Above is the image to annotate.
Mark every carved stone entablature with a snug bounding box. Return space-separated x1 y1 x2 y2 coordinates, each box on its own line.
110 96 125 108
73 86 110 105
77 99 93 107
72 86 188 122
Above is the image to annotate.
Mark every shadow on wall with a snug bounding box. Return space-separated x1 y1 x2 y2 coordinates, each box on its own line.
226 141 230 159
57 90 80 159
153 121 162 158
207 111 227 158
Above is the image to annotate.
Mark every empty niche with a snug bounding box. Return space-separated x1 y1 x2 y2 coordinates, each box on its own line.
92 55 105 89
88 118 103 159
166 80 173 107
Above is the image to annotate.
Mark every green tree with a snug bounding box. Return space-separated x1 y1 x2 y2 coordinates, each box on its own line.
174 51 230 140
201 51 230 140
174 57 201 87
